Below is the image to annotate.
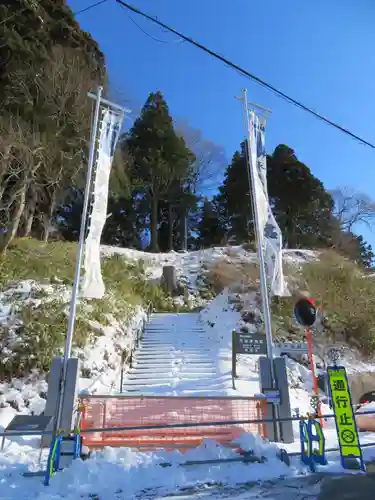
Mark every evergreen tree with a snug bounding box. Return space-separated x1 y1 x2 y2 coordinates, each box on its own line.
267 145 334 248
215 141 254 244
198 198 224 247
56 190 143 248
125 91 195 252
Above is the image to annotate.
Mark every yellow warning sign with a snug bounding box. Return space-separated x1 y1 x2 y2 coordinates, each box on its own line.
327 366 361 459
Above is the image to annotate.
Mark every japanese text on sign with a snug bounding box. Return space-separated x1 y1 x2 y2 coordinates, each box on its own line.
327 367 361 459
236 333 267 355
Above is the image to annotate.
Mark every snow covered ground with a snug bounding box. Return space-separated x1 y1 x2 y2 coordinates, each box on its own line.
101 245 317 291
1 245 375 498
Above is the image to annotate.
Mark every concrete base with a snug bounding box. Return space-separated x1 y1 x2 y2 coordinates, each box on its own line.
259 356 294 443
42 357 80 447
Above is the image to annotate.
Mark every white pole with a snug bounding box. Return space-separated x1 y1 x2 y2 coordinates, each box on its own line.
56 85 103 429
241 88 275 380
184 213 188 251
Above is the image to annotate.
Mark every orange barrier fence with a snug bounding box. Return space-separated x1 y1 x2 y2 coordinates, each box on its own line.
80 395 267 451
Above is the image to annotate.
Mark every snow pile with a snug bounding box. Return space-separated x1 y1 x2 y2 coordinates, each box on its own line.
199 284 375 416
0 438 298 499
2 245 375 497
0 279 147 417
0 376 47 419
78 306 146 395
101 245 257 285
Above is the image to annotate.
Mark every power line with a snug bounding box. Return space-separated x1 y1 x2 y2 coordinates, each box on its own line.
115 0 375 150
0 0 108 25
73 0 109 16
126 11 177 44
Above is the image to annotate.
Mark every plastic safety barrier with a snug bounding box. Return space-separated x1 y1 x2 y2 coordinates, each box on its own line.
80 395 267 451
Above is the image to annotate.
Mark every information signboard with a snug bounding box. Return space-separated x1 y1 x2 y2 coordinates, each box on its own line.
236 332 267 355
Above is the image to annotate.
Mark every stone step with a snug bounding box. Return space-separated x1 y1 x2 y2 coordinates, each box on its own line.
141 342 207 346
133 360 213 367
136 350 210 355
126 375 172 382
122 379 173 387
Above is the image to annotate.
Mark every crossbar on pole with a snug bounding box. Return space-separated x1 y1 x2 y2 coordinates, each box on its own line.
87 92 131 114
247 100 272 114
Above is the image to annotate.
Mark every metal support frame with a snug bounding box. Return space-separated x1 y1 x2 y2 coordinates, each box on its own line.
55 86 103 432
56 87 129 432
2 409 375 439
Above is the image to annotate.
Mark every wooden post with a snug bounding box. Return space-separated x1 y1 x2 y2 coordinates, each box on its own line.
163 266 177 295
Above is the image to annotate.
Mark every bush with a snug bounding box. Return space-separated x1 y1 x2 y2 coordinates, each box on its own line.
303 251 375 350
0 238 76 286
0 238 190 378
0 300 95 379
272 250 375 352
207 259 259 293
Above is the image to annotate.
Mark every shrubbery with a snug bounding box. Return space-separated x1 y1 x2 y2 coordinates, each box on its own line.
272 251 375 353
0 238 189 379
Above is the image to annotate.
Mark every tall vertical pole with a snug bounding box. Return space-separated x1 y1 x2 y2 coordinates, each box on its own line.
184 213 188 251
241 88 275 380
306 327 323 426
56 85 103 429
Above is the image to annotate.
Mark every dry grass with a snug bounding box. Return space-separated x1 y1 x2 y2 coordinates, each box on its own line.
273 249 375 352
0 238 187 379
207 258 260 293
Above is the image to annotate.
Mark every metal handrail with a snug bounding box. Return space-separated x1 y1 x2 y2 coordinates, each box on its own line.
119 302 153 390
80 394 266 400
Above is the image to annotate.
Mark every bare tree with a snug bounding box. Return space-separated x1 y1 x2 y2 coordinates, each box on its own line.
175 119 227 195
32 46 99 241
0 117 45 252
331 187 375 232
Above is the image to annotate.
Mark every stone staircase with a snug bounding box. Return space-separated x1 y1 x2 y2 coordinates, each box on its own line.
121 312 222 395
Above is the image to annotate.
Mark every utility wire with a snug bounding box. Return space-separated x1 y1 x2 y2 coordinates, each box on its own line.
126 11 177 44
0 0 108 25
73 0 109 16
115 0 375 150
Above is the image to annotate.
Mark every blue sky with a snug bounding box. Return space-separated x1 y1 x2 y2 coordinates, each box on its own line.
68 0 375 246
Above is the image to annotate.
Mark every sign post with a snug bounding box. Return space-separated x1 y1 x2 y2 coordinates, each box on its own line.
294 296 323 426
327 365 365 472
232 331 267 389
236 332 268 355
232 330 237 388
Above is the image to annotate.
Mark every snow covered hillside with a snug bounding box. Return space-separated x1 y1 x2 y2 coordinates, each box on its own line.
1 242 374 422
2 241 375 498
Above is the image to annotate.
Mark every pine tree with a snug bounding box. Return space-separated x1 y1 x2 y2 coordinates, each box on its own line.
198 198 224 247
267 145 334 248
215 141 254 244
126 91 195 252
